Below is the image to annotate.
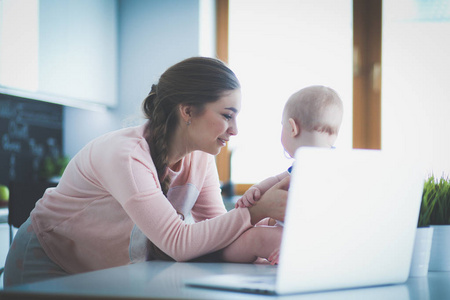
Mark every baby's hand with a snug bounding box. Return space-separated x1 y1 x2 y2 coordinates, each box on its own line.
268 248 280 265
235 187 261 208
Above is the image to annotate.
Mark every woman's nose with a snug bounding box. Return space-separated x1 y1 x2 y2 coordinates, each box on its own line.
228 120 238 136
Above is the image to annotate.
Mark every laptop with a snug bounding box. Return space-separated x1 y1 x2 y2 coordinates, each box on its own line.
186 147 424 295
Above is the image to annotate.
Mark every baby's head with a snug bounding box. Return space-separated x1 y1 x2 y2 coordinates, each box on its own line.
281 85 343 157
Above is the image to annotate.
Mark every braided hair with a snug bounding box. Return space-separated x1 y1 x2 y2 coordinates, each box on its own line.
142 57 240 195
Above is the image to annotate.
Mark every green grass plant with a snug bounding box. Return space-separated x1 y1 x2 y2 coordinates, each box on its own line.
39 155 70 180
418 174 450 227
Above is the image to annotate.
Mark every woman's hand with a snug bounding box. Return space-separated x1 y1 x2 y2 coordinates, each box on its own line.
247 176 290 225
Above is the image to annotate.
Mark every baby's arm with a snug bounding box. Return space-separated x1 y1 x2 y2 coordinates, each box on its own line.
235 171 290 208
235 186 261 208
221 226 283 263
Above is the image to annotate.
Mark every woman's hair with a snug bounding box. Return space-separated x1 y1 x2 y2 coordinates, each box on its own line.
142 57 240 195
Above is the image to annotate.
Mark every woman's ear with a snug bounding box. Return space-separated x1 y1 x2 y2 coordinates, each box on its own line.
288 118 300 137
179 104 192 123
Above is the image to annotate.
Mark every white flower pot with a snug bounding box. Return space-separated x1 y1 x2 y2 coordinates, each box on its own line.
429 225 450 271
409 227 434 277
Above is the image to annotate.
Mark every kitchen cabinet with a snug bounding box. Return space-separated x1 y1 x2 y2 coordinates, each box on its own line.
0 0 118 108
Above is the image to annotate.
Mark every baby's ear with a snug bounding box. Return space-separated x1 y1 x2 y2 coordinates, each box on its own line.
288 118 300 137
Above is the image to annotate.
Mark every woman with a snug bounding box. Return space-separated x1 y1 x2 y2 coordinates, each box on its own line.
4 57 289 286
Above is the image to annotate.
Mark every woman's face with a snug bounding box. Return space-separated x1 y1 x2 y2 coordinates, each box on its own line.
189 89 241 155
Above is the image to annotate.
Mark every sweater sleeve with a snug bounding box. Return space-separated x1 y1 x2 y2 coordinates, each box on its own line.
123 191 252 261
101 142 252 262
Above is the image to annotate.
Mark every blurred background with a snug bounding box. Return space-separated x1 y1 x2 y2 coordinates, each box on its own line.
0 0 449 195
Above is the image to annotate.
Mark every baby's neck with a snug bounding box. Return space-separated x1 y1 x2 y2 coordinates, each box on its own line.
298 130 336 148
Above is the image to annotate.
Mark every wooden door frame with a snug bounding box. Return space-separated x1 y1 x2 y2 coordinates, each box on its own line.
353 0 382 149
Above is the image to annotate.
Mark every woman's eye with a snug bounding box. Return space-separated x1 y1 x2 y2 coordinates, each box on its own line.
223 114 232 120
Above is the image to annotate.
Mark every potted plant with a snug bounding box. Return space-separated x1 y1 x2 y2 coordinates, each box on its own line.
39 155 70 183
424 174 450 271
409 176 436 277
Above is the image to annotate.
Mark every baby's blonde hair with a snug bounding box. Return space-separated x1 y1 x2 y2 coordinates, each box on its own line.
284 85 343 135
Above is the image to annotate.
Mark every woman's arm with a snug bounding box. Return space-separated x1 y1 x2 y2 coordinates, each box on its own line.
113 150 253 262
106 146 288 261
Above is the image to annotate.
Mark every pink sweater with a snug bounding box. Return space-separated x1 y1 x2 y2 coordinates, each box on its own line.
31 124 252 274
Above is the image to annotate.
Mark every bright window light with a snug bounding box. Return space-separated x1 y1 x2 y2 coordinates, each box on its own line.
228 0 353 184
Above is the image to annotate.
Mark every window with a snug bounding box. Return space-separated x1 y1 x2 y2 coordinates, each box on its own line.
228 0 353 184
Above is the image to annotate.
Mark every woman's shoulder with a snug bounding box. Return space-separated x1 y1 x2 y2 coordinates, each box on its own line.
90 123 147 150
78 123 150 165
98 123 146 141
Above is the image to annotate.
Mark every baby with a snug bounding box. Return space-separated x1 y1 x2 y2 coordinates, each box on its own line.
236 85 343 209
221 85 343 264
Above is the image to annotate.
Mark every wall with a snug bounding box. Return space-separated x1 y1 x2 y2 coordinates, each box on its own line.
382 1 450 177
64 0 202 157
39 0 118 107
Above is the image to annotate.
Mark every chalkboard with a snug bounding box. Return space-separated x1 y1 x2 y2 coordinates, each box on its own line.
0 93 63 185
